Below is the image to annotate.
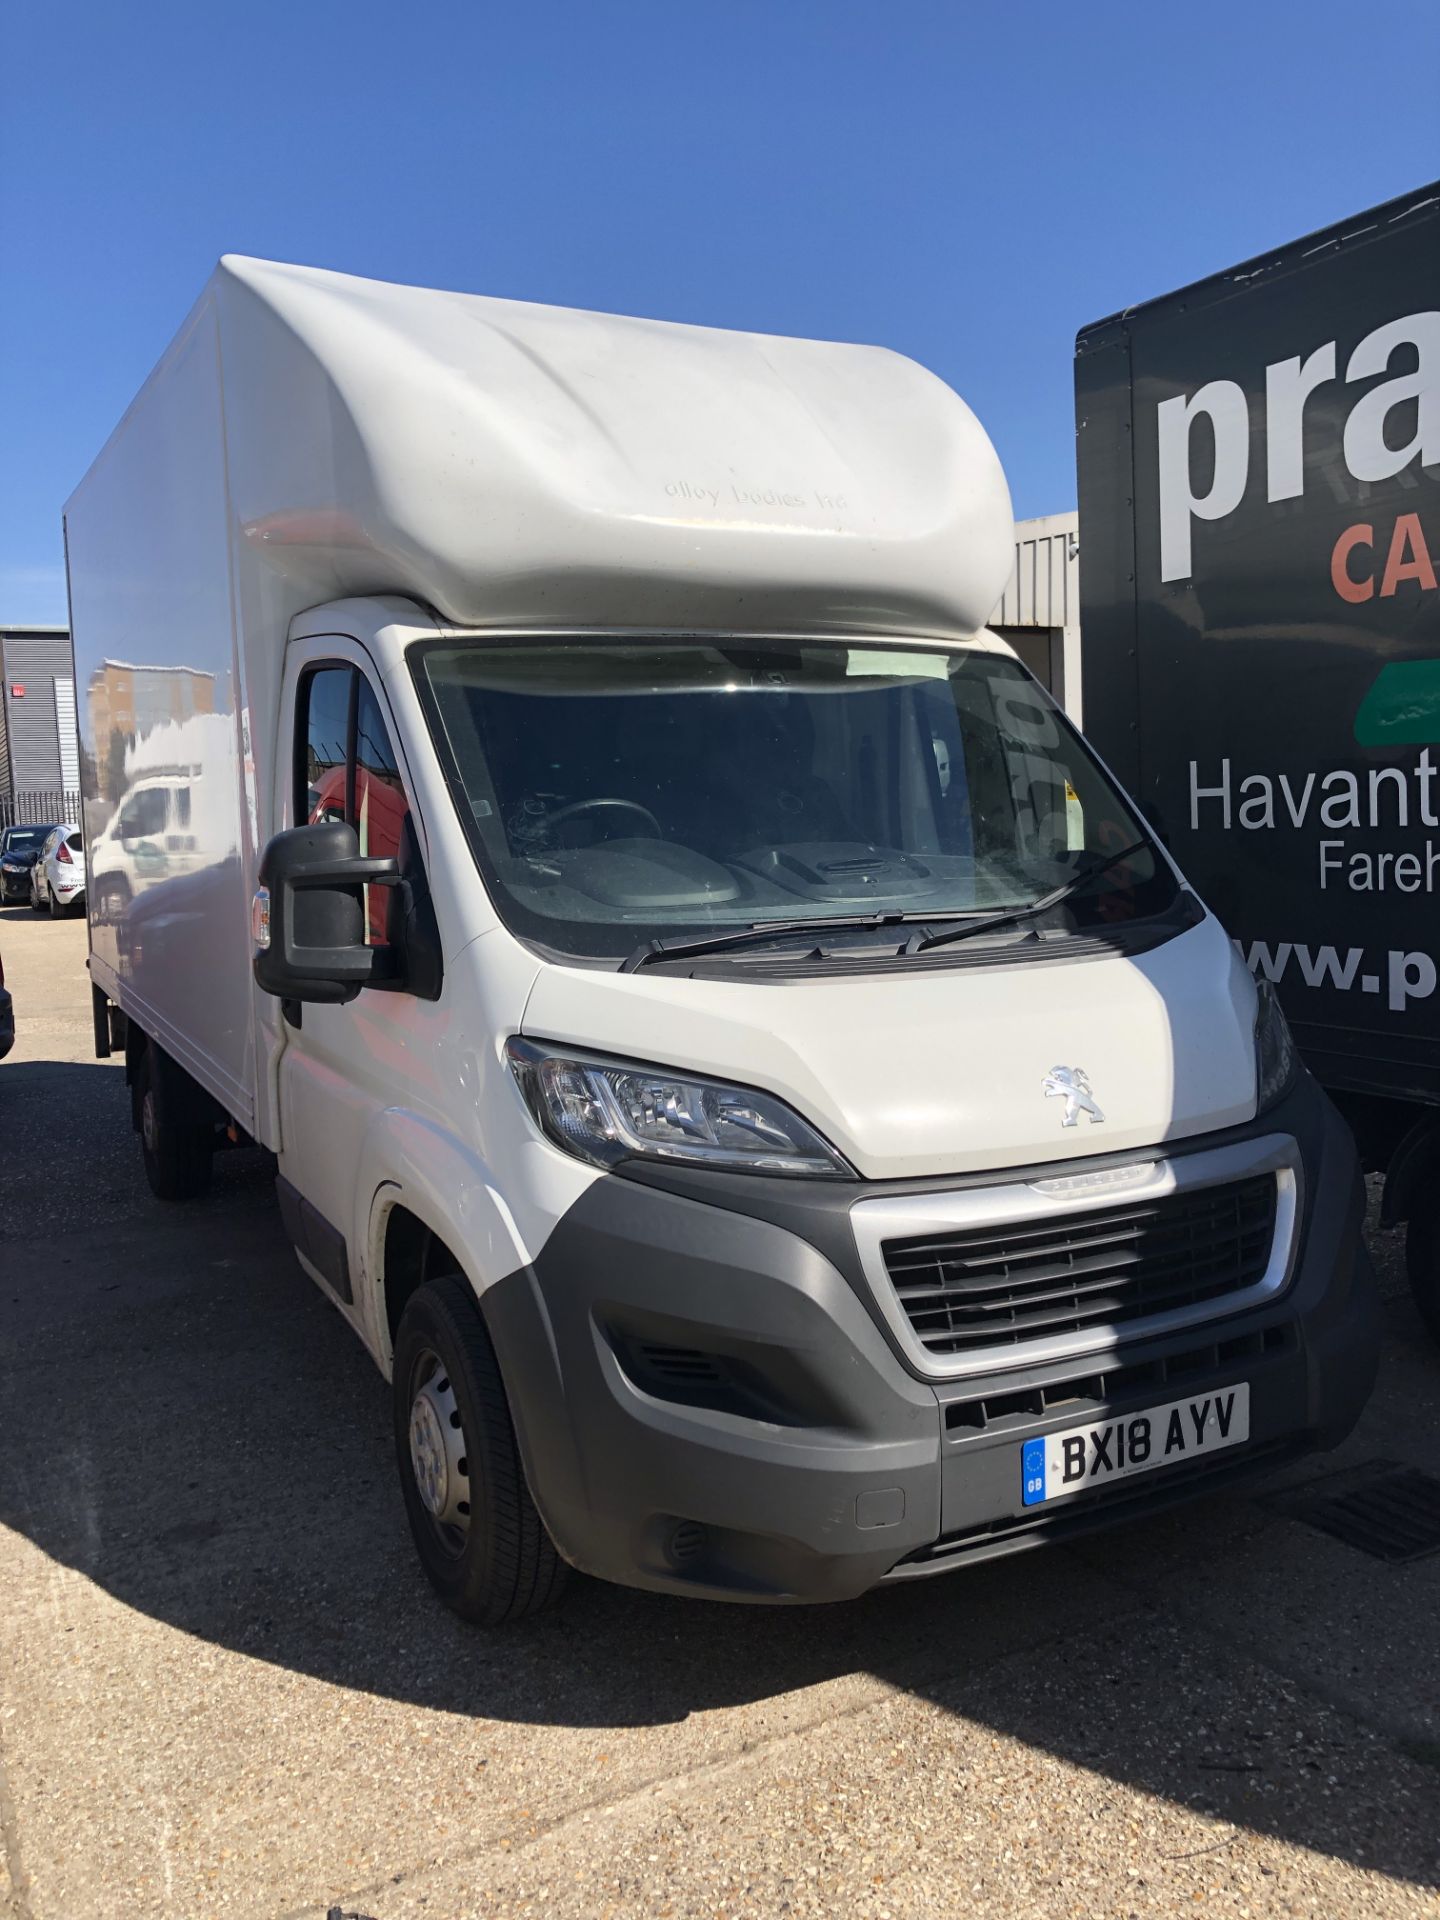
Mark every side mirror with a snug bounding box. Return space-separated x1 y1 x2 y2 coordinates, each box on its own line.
253 821 399 1005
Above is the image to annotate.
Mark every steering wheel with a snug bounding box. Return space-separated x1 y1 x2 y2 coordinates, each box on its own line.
543 797 663 840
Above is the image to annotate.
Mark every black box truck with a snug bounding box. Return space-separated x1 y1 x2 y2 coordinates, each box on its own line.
1076 181 1440 1338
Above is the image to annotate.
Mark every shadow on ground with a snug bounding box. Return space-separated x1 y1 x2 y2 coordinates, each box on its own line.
2 1063 1438 1889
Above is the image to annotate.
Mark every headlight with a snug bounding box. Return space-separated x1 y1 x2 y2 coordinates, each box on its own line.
505 1038 852 1178
1254 979 1301 1112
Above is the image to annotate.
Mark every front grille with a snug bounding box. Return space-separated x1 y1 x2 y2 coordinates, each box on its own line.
882 1174 1278 1359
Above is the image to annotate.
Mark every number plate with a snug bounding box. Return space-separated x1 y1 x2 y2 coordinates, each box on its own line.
1020 1383 1250 1507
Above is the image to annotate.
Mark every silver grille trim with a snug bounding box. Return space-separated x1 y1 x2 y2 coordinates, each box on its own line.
849 1133 1302 1381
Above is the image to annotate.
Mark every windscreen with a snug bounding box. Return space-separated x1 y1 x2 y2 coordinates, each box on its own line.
413 639 1176 961
3 828 50 852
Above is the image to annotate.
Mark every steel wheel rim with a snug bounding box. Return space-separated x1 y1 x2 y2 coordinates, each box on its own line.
407 1348 471 1557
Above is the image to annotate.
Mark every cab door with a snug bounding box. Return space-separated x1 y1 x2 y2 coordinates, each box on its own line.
272 638 440 1349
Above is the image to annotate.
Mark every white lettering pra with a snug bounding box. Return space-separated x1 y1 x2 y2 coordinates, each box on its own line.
1158 309 1440 583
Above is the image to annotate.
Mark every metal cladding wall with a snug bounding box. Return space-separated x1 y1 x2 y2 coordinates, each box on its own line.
1076 182 1440 1106
993 512 1079 631
990 512 1081 721
0 628 75 800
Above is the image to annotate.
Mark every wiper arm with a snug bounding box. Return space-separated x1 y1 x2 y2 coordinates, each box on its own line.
907 839 1154 955
620 841 1153 972
623 910 950 973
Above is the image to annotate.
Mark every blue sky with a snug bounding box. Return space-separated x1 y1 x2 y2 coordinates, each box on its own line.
3 0 1437 625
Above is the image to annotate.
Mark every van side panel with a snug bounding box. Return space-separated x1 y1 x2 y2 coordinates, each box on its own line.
1078 185 1440 1106
66 295 257 1127
1074 322 1141 799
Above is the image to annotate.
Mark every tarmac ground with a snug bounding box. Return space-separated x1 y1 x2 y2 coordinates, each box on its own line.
1 903 1438 1919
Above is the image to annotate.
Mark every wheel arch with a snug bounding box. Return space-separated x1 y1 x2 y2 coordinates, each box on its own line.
356 1106 568 1377
379 1201 461 1353
1380 1107 1440 1230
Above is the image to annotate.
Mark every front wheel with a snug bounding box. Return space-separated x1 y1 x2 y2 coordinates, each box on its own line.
393 1274 568 1625
1407 1200 1440 1346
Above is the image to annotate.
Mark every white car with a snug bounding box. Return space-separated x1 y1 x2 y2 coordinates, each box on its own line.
31 825 86 918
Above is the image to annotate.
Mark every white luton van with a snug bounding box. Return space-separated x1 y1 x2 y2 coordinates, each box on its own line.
68 257 1378 1623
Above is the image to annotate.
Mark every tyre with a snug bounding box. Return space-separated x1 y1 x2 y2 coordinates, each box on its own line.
48 886 59 918
1406 1200 1440 1346
137 1046 214 1201
393 1273 568 1625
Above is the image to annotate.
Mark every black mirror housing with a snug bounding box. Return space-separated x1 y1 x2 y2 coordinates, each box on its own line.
253 822 399 1004
386 811 445 1002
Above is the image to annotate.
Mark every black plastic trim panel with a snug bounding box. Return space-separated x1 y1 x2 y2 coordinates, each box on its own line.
887 1440 1302 1578
276 1175 353 1304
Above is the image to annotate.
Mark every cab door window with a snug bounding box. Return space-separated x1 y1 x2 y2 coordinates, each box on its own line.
118 787 169 842
296 664 412 947
355 681 408 871
299 666 353 826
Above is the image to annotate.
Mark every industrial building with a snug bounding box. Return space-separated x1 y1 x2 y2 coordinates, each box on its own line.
989 510 1081 722
0 624 79 824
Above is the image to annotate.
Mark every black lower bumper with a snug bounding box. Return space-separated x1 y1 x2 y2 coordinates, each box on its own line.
485 1075 1378 1603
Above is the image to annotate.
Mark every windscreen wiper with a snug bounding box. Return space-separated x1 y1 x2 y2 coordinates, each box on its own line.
905 839 1154 955
621 839 1155 972
622 910 971 974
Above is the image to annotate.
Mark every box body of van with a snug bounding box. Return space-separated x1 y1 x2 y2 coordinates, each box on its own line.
67 258 1377 1615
